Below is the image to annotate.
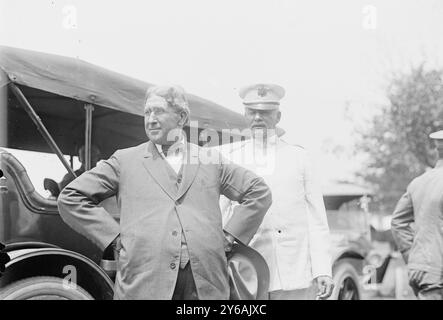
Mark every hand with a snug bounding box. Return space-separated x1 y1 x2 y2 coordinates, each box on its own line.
103 235 122 261
112 236 122 261
315 275 334 300
408 269 425 286
223 231 235 253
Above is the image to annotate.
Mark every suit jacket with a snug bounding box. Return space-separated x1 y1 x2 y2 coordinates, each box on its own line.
391 161 443 279
219 137 332 291
57 141 272 299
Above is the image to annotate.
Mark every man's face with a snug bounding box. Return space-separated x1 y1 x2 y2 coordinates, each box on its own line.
244 107 281 136
144 96 185 145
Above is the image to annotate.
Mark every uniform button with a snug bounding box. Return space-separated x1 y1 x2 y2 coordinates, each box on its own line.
177 178 182 183
172 230 178 236
278 230 282 234
170 263 176 269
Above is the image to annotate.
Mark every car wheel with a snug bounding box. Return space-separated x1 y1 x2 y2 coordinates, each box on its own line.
330 259 362 300
0 276 93 300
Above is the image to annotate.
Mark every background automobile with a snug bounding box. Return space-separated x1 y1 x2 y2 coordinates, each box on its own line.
323 182 390 300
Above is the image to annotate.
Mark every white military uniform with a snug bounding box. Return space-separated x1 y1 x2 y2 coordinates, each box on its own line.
219 83 332 299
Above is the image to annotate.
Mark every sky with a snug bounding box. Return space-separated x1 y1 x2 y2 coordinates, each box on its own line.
1 0 443 193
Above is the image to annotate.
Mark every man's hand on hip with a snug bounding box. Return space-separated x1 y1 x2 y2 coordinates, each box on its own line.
112 235 122 261
223 231 235 253
315 275 334 299
103 235 122 261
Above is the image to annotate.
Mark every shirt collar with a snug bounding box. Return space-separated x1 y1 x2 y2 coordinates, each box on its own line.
155 135 186 157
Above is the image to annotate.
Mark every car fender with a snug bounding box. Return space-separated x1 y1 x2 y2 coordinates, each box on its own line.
332 244 366 265
1 247 114 300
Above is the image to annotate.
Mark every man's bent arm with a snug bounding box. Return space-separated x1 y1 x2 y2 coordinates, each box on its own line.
391 191 415 262
219 157 272 245
57 152 121 251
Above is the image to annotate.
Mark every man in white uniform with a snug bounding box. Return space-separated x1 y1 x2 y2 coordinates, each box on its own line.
220 83 334 300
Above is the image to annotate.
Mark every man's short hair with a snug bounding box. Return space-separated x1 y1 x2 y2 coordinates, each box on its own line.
144 85 190 125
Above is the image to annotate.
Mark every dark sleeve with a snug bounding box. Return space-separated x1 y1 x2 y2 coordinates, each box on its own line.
219 156 272 245
57 153 121 251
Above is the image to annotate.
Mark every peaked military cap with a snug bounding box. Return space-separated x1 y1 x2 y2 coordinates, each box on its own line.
239 83 285 110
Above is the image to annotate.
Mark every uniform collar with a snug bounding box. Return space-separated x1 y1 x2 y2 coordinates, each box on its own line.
252 132 279 148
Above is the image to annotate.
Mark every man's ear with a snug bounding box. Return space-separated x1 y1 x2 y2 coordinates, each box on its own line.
178 111 188 126
276 111 282 125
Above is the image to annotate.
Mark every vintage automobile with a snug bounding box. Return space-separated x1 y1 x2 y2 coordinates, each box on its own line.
323 182 390 300
0 46 387 300
0 46 264 299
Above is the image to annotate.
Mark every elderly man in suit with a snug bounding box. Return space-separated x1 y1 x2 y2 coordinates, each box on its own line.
58 85 272 300
391 130 443 300
220 83 333 300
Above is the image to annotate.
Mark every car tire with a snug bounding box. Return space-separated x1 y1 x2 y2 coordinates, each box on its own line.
330 259 362 300
0 276 93 300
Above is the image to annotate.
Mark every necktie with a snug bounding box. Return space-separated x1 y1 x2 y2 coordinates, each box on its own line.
161 144 170 156
162 143 184 157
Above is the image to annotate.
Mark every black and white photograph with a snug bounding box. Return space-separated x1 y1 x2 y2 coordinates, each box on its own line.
0 0 442 305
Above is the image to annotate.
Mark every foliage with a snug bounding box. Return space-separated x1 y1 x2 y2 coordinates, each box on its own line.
355 64 443 214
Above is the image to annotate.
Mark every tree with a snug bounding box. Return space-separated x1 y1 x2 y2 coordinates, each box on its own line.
355 65 443 214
